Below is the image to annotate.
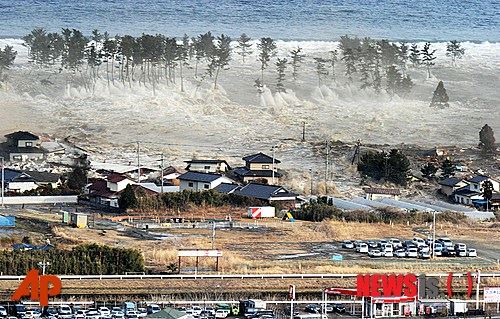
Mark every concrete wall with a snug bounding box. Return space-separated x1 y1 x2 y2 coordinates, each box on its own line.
1 195 78 205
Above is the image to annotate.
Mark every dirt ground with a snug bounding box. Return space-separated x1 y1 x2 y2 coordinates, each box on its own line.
3 208 499 275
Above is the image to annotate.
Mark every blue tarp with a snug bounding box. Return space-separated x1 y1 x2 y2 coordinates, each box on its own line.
0 215 15 227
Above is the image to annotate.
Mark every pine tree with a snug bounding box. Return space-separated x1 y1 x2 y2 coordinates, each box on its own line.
409 43 420 67
0 45 17 81
421 42 436 78
398 42 409 73
430 81 449 108
257 37 277 83
385 65 402 96
441 158 455 178
236 33 252 63
399 75 414 96
313 57 328 86
446 40 465 66
342 48 357 83
118 184 138 210
479 124 496 154
210 34 231 89
177 37 190 92
289 47 304 81
275 58 287 92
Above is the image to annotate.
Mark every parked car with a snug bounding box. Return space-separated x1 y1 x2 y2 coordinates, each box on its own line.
456 248 467 257
412 237 426 247
403 240 416 249
215 309 230 319
203 307 215 316
367 241 378 249
433 247 443 257
341 240 354 249
419 245 430 253
406 248 418 258
147 305 161 315
438 237 453 248
389 238 402 248
331 304 346 314
368 249 382 258
383 249 394 257
0 306 8 317
304 305 321 313
111 310 125 319
454 243 467 251
442 248 456 257
86 310 101 319
467 249 477 257
356 243 369 253
395 249 406 258
323 305 333 313
100 307 111 316
74 310 86 319
22 311 41 319
418 250 431 259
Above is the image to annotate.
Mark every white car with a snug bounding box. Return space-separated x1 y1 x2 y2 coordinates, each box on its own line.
433 248 443 257
0 306 7 317
467 249 477 257
456 249 467 257
406 248 418 258
126 311 140 319
383 249 394 257
389 238 402 248
100 307 111 317
86 310 101 319
342 240 355 249
74 310 86 319
418 250 431 259
22 311 41 319
215 310 230 319
356 243 369 253
438 237 453 248
137 308 147 318
368 249 382 257
412 237 426 247
395 249 406 258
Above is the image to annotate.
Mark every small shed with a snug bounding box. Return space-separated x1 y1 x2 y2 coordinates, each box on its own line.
70 213 88 228
61 211 70 224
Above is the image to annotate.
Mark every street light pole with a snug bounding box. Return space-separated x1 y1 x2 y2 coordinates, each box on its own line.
432 210 436 259
160 153 164 194
136 142 140 183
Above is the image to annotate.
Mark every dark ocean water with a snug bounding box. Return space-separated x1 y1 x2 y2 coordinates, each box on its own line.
0 0 499 41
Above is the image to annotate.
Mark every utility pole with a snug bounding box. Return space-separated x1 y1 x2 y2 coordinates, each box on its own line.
160 153 164 194
37 260 50 275
211 222 216 250
271 146 276 185
476 269 481 309
432 210 436 259
310 168 313 196
0 156 4 208
136 142 140 183
325 140 329 182
302 122 306 142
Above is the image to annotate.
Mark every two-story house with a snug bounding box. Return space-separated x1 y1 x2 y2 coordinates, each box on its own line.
4 131 45 161
233 152 282 184
451 175 499 206
438 177 469 197
184 159 231 173
466 175 499 193
178 171 235 191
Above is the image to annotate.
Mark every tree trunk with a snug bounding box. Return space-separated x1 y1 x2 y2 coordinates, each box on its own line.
214 66 220 90
180 62 184 92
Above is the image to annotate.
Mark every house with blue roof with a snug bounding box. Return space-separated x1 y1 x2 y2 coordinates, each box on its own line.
177 171 235 191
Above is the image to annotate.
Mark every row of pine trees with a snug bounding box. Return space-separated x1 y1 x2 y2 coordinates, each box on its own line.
2 29 466 97
0 244 144 275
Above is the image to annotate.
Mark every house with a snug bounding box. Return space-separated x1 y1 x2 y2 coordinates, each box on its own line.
138 182 180 193
184 159 231 173
466 175 499 193
2 169 39 193
215 182 297 208
87 179 121 207
2 169 62 193
178 171 235 191
490 193 500 211
363 187 401 200
106 174 135 192
4 131 45 161
453 186 483 206
438 177 469 197
233 152 282 184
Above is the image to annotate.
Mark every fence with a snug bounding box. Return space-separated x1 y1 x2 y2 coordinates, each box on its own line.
1 195 78 205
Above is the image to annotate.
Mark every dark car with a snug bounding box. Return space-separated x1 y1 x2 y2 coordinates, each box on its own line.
442 248 456 257
304 305 320 313
332 304 346 313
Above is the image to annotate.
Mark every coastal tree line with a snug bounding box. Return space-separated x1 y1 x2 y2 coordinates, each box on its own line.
0 28 467 98
0 243 144 275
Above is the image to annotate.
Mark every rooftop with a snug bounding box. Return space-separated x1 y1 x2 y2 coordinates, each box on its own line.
107 174 130 183
233 167 282 178
438 177 464 187
453 186 482 197
213 183 241 194
4 131 39 141
363 187 401 195
242 152 281 164
234 183 296 201
177 171 224 183
467 175 490 183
